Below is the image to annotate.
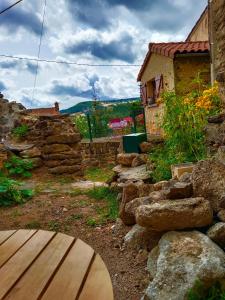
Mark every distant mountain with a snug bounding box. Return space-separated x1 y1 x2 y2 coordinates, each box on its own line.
60 97 140 114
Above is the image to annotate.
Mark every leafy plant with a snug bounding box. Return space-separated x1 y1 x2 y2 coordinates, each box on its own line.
0 175 33 207
84 165 115 183
4 155 33 178
86 217 97 227
12 124 29 139
188 280 225 300
150 81 222 182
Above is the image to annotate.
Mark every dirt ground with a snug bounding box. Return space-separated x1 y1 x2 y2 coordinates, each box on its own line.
0 171 149 300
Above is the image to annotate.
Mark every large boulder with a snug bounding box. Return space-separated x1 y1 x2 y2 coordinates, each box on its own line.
124 197 152 225
117 165 151 182
131 155 146 167
144 231 225 300
136 197 213 231
117 153 138 167
207 222 225 249
119 182 139 225
20 147 41 158
192 159 225 212
140 142 152 153
124 224 162 251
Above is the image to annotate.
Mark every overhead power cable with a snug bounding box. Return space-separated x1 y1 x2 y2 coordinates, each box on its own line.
32 0 47 101
0 54 143 67
0 0 23 15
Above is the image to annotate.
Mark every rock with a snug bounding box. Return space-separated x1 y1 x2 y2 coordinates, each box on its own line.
140 142 152 153
46 134 81 144
117 153 138 167
148 191 166 202
71 180 108 190
45 159 81 168
119 182 139 225
42 144 72 154
49 165 82 175
117 165 151 182
0 144 7 168
111 218 126 236
30 157 43 168
124 197 152 225
218 210 225 222
136 197 213 231
163 182 193 199
20 147 41 158
153 181 170 191
43 152 81 160
192 159 225 212
179 172 192 183
208 112 225 123
215 146 225 165
147 246 159 280
171 163 194 180
131 155 146 167
144 231 225 300
124 225 162 251
137 183 154 197
4 141 34 152
207 222 225 249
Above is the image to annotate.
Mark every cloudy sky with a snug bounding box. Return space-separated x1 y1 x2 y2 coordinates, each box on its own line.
0 0 207 109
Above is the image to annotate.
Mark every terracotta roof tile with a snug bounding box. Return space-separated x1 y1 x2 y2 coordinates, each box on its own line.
137 41 209 81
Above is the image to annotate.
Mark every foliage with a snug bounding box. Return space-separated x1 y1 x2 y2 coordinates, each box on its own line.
4 155 33 178
73 100 144 139
150 80 222 182
188 280 225 300
0 174 33 207
84 165 115 183
86 186 119 221
12 124 29 139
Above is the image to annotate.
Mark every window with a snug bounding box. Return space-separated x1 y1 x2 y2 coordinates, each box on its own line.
146 75 163 105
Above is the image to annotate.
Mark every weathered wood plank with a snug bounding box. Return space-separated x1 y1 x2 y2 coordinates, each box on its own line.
0 230 55 299
0 229 36 268
78 254 114 300
5 233 74 300
41 239 94 300
0 230 16 245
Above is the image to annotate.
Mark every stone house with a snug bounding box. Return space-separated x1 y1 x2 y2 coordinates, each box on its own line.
137 7 210 136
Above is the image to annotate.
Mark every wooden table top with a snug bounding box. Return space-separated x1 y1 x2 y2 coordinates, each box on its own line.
0 230 114 300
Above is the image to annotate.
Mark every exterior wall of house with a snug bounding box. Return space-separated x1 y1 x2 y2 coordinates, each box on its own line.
187 9 209 41
141 53 174 136
211 0 225 106
174 55 211 95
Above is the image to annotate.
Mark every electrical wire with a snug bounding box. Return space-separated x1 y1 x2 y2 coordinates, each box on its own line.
0 54 143 67
0 0 23 15
32 0 47 101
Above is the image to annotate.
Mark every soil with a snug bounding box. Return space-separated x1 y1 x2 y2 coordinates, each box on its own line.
0 169 149 300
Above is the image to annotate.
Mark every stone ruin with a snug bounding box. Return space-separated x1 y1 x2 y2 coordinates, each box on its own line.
0 93 25 141
4 114 83 176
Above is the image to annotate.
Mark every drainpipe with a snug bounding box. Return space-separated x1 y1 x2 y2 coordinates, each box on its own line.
209 0 215 84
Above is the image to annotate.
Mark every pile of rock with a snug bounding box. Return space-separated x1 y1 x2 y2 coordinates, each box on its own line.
0 94 25 141
116 155 225 299
4 114 83 176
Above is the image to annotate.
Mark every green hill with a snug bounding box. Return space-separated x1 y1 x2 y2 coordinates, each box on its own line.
60 97 140 114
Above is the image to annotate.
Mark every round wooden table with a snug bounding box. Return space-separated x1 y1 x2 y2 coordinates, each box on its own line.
0 230 114 300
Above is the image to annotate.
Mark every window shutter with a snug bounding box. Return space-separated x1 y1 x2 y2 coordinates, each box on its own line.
140 83 147 105
154 75 163 99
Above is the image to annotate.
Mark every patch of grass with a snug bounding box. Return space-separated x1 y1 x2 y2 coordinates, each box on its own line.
25 221 41 229
188 280 225 300
70 199 88 208
69 189 84 197
84 165 114 183
86 217 97 227
12 124 29 139
58 177 74 185
86 186 119 221
48 220 60 231
11 209 23 218
66 214 83 222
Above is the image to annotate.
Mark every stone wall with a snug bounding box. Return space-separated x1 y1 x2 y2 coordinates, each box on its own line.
0 96 25 141
211 0 225 105
174 55 211 95
81 140 121 167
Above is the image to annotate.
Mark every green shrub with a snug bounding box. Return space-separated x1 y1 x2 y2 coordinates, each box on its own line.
4 156 33 178
12 124 29 139
188 280 225 300
0 175 33 207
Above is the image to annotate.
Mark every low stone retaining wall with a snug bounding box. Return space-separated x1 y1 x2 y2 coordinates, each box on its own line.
81 140 121 167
